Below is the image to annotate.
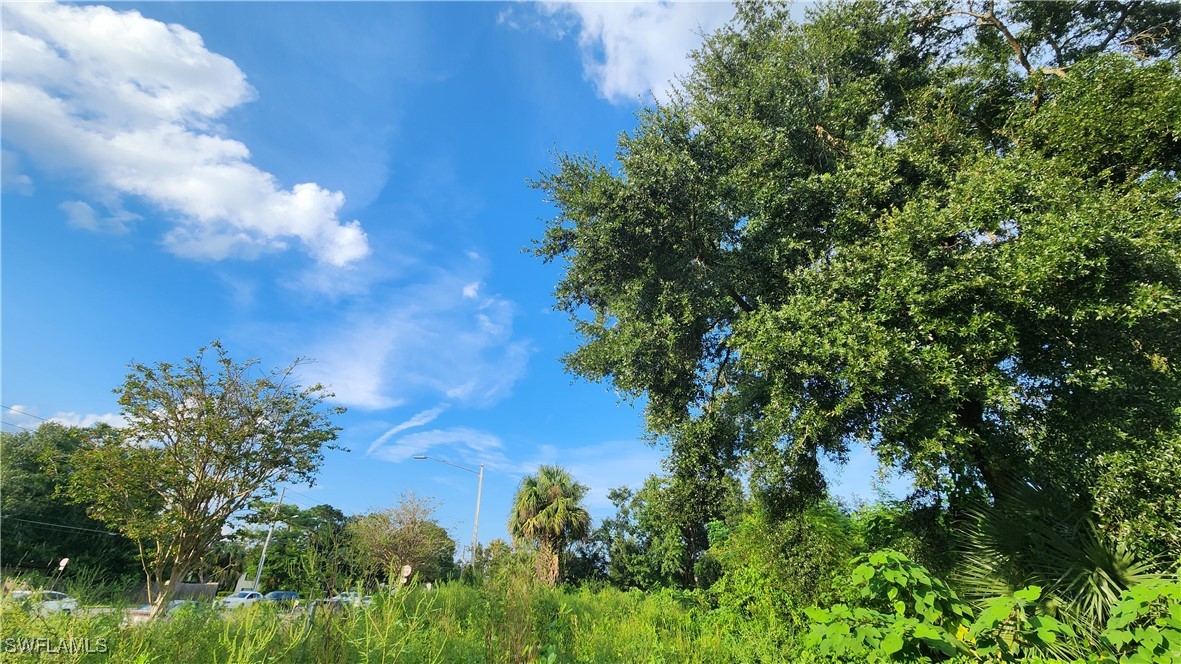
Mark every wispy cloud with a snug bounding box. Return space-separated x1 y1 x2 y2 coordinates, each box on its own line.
506 1 736 104
50 411 126 428
368 420 665 514
371 426 506 464
60 200 137 235
366 403 450 455
1 2 369 266
1 150 34 195
298 266 532 411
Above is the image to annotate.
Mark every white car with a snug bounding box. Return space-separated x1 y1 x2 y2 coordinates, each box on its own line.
123 599 203 625
10 590 79 615
315 591 372 609
332 591 372 605
216 591 262 609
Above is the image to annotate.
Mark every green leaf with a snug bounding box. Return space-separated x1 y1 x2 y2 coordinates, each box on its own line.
1014 586 1042 603
881 632 904 655
1036 627 1057 644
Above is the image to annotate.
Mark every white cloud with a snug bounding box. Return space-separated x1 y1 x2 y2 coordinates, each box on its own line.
371 426 505 463
528 1 736 104
366 403 450 455
462 282 481 299
299 268 532 410
1 150 34 194
0 2 369 266
3 403 125 430
301 321 407 410
59 199 137 234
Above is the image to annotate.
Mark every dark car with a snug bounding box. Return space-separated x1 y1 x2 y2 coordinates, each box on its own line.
262 591 300 607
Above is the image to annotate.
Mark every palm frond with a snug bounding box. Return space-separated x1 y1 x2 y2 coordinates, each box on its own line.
952 480 1164 653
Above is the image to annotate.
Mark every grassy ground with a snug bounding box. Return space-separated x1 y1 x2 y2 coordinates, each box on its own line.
0 583 749 663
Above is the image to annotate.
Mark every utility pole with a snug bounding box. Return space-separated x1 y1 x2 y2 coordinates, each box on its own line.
413 456 484 567
252 487 286 592
472 463 483 567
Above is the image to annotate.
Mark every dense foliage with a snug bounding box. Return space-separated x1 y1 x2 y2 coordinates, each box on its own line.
532 0 1181 558
236 502 354 596
0 424 139 577
64 342 344 612
4 3 1179 662
802 551 1181 663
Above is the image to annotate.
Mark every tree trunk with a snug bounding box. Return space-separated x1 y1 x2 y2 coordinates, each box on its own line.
547 547 560 585
956 397 1018 500
150 562 189 619
535 544 560 585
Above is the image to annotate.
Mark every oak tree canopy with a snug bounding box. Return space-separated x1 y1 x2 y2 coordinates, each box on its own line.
533 0 1181 554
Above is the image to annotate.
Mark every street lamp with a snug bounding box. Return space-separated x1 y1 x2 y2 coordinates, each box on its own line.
413 455 484 566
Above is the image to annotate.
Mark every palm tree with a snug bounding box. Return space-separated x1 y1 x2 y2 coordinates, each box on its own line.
953 481 1163 658
509 465 591 585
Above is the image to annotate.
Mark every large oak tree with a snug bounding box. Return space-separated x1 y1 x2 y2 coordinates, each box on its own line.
533 1 1181 554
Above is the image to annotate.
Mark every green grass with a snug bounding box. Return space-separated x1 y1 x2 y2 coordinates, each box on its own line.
0 583 751 663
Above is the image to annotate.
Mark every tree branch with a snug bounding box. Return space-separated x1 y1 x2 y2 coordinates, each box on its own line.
931 3 1033 74
707 345 734 409
727 286 756 313
1092 1 1138 55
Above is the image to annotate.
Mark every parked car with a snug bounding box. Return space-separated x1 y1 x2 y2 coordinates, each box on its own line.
262 591 299 607
10 590 78 615
330 591 372 606
216 591 262 610
123 599 203 625
311 591 372 611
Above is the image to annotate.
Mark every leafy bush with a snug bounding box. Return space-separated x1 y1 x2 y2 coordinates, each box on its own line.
804 550 1181 664
709 503 858 660
853 499 958 580
802 550 973 662
1096 577 1181 663
965 586 1075 661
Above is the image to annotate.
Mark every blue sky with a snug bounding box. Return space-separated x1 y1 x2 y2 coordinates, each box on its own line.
2 1 905 552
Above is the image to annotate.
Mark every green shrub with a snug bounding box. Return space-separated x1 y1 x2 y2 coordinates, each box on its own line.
803 550 1181 664
965 586 1075 661
1096 577 1181 663
802 550 973 662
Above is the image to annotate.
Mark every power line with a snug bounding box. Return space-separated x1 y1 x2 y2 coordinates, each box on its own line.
260 493 314 511
2 516 118 536
1 405 49 421
1 420 36 432
282 488 324 507
282 496 316 510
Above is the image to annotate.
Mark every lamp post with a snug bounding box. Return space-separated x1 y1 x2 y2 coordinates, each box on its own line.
413 456 484 566
252 487 287 592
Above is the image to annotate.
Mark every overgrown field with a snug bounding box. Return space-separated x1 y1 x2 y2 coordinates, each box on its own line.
4 558 1179 664
1 583 733 664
